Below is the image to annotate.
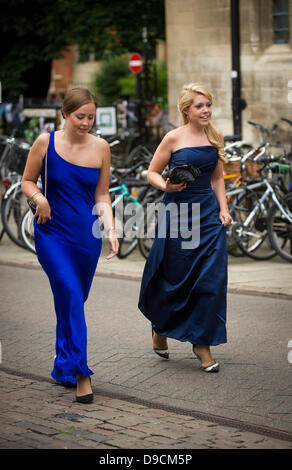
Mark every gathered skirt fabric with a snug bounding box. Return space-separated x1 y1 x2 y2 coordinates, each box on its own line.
138 146 227 346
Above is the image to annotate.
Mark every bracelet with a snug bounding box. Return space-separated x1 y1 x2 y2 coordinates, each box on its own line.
33 193 45 201
30 191 41 201
107 226 116 234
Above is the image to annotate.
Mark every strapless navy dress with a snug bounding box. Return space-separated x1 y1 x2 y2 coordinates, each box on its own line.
34 131 102 385
138 146 227 346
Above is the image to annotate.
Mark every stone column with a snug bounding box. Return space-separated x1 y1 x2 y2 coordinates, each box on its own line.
166 0 232 134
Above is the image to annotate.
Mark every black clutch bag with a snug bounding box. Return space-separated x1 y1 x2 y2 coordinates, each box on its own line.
27 198 37 214
168 164 201 184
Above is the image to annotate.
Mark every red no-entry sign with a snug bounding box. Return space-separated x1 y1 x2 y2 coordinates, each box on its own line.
129 53 143 74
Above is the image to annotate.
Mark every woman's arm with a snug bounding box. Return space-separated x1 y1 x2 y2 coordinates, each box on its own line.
94 139 119 259
21 133 51 224
211 159 232 226
147 133 187 193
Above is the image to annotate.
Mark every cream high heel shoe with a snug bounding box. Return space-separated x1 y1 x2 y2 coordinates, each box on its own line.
192 345 219 372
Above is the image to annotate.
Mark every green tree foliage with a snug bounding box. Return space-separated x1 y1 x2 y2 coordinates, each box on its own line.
94 56 168 107
94 55 131 104
0 0 165 99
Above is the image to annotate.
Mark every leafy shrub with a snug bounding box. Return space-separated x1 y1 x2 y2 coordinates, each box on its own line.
93 55 167 107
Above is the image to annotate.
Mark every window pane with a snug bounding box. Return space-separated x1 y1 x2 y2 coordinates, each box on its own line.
273 0 290 43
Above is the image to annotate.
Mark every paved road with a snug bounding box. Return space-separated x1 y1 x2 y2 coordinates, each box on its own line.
0 264 292 450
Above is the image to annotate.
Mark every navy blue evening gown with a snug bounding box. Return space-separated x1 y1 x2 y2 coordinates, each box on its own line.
138 146 227 346
34 131 102 385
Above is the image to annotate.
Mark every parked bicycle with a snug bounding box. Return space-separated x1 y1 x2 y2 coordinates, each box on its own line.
0 136 31 248
7 118 292 264
268 190 292 262
110 178 147 259
227 155 290 260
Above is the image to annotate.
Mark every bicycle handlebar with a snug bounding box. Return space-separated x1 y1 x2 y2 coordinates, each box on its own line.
242 143 266 162
247 121 278 133
0 136 16 144
281 117 292 126
122 179 150 187
255 153 289 176
224 135 241 142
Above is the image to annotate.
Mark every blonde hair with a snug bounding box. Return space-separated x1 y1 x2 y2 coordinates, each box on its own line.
178 83 227 163
61 88 97 118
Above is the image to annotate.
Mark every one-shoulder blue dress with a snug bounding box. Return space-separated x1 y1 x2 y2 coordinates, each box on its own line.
34 131 102 385
138 146 227 346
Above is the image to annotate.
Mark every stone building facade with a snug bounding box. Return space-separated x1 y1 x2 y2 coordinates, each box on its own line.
49 46 100 98
166 0 292 147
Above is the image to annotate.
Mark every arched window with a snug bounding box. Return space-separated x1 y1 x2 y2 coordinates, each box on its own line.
273 0 290 43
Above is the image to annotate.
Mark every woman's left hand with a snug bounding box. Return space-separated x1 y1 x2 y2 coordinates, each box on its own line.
219 210 232 226
106 230 119 260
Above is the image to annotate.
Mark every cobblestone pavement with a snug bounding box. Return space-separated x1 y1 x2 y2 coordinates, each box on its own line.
1 262 292 450
1 370 291 450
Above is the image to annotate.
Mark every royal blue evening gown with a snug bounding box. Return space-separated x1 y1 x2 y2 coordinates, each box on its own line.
34 131 102 385
138 146 227 346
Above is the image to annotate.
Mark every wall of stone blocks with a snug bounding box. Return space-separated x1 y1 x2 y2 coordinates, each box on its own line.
166 0 292 149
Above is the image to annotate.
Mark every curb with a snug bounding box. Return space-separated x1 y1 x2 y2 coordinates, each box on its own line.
1 259 292 300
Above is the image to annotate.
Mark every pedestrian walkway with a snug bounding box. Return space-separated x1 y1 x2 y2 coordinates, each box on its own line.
0 235 292 450
0 234 292 298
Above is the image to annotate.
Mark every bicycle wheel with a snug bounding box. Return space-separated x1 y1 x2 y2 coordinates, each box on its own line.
138 194 163 259
117 211 138 258
226 195 245 257
117 233 138 259
117 201 144 259
1 184 27 248
268 192 292 262
125 144 152 166
231 190 278 260
20 209 36 254
138 209 157 259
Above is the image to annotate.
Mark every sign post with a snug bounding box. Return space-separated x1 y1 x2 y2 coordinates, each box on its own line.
129 53 143 132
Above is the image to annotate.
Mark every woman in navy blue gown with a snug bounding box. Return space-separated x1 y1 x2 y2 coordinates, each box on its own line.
22 88 118 402
138 83 232 372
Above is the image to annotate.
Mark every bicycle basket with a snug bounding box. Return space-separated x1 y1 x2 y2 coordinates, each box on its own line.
7 142 30 174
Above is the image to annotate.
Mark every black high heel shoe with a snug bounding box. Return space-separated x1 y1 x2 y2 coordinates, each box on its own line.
75 376 94 403
152 327 169 359
192 345 219 373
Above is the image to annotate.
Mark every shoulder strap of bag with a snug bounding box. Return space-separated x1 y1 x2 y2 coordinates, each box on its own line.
44 147 48 197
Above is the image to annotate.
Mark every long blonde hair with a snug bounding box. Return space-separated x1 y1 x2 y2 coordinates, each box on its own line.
177 83 227 163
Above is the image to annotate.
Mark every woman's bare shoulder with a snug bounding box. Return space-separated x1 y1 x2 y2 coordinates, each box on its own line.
89 134 109 150
90 135 111 158
159 126 185 149
90 135 110 166
32 132 50 153
35 132 50 144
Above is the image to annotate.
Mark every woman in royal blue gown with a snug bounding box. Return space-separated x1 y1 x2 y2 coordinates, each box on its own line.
138 83 232 372
22 88 118 402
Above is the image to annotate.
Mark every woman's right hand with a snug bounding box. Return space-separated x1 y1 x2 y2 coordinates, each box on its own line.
164 178 187 192
106 230 119 260
34 195 51 224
